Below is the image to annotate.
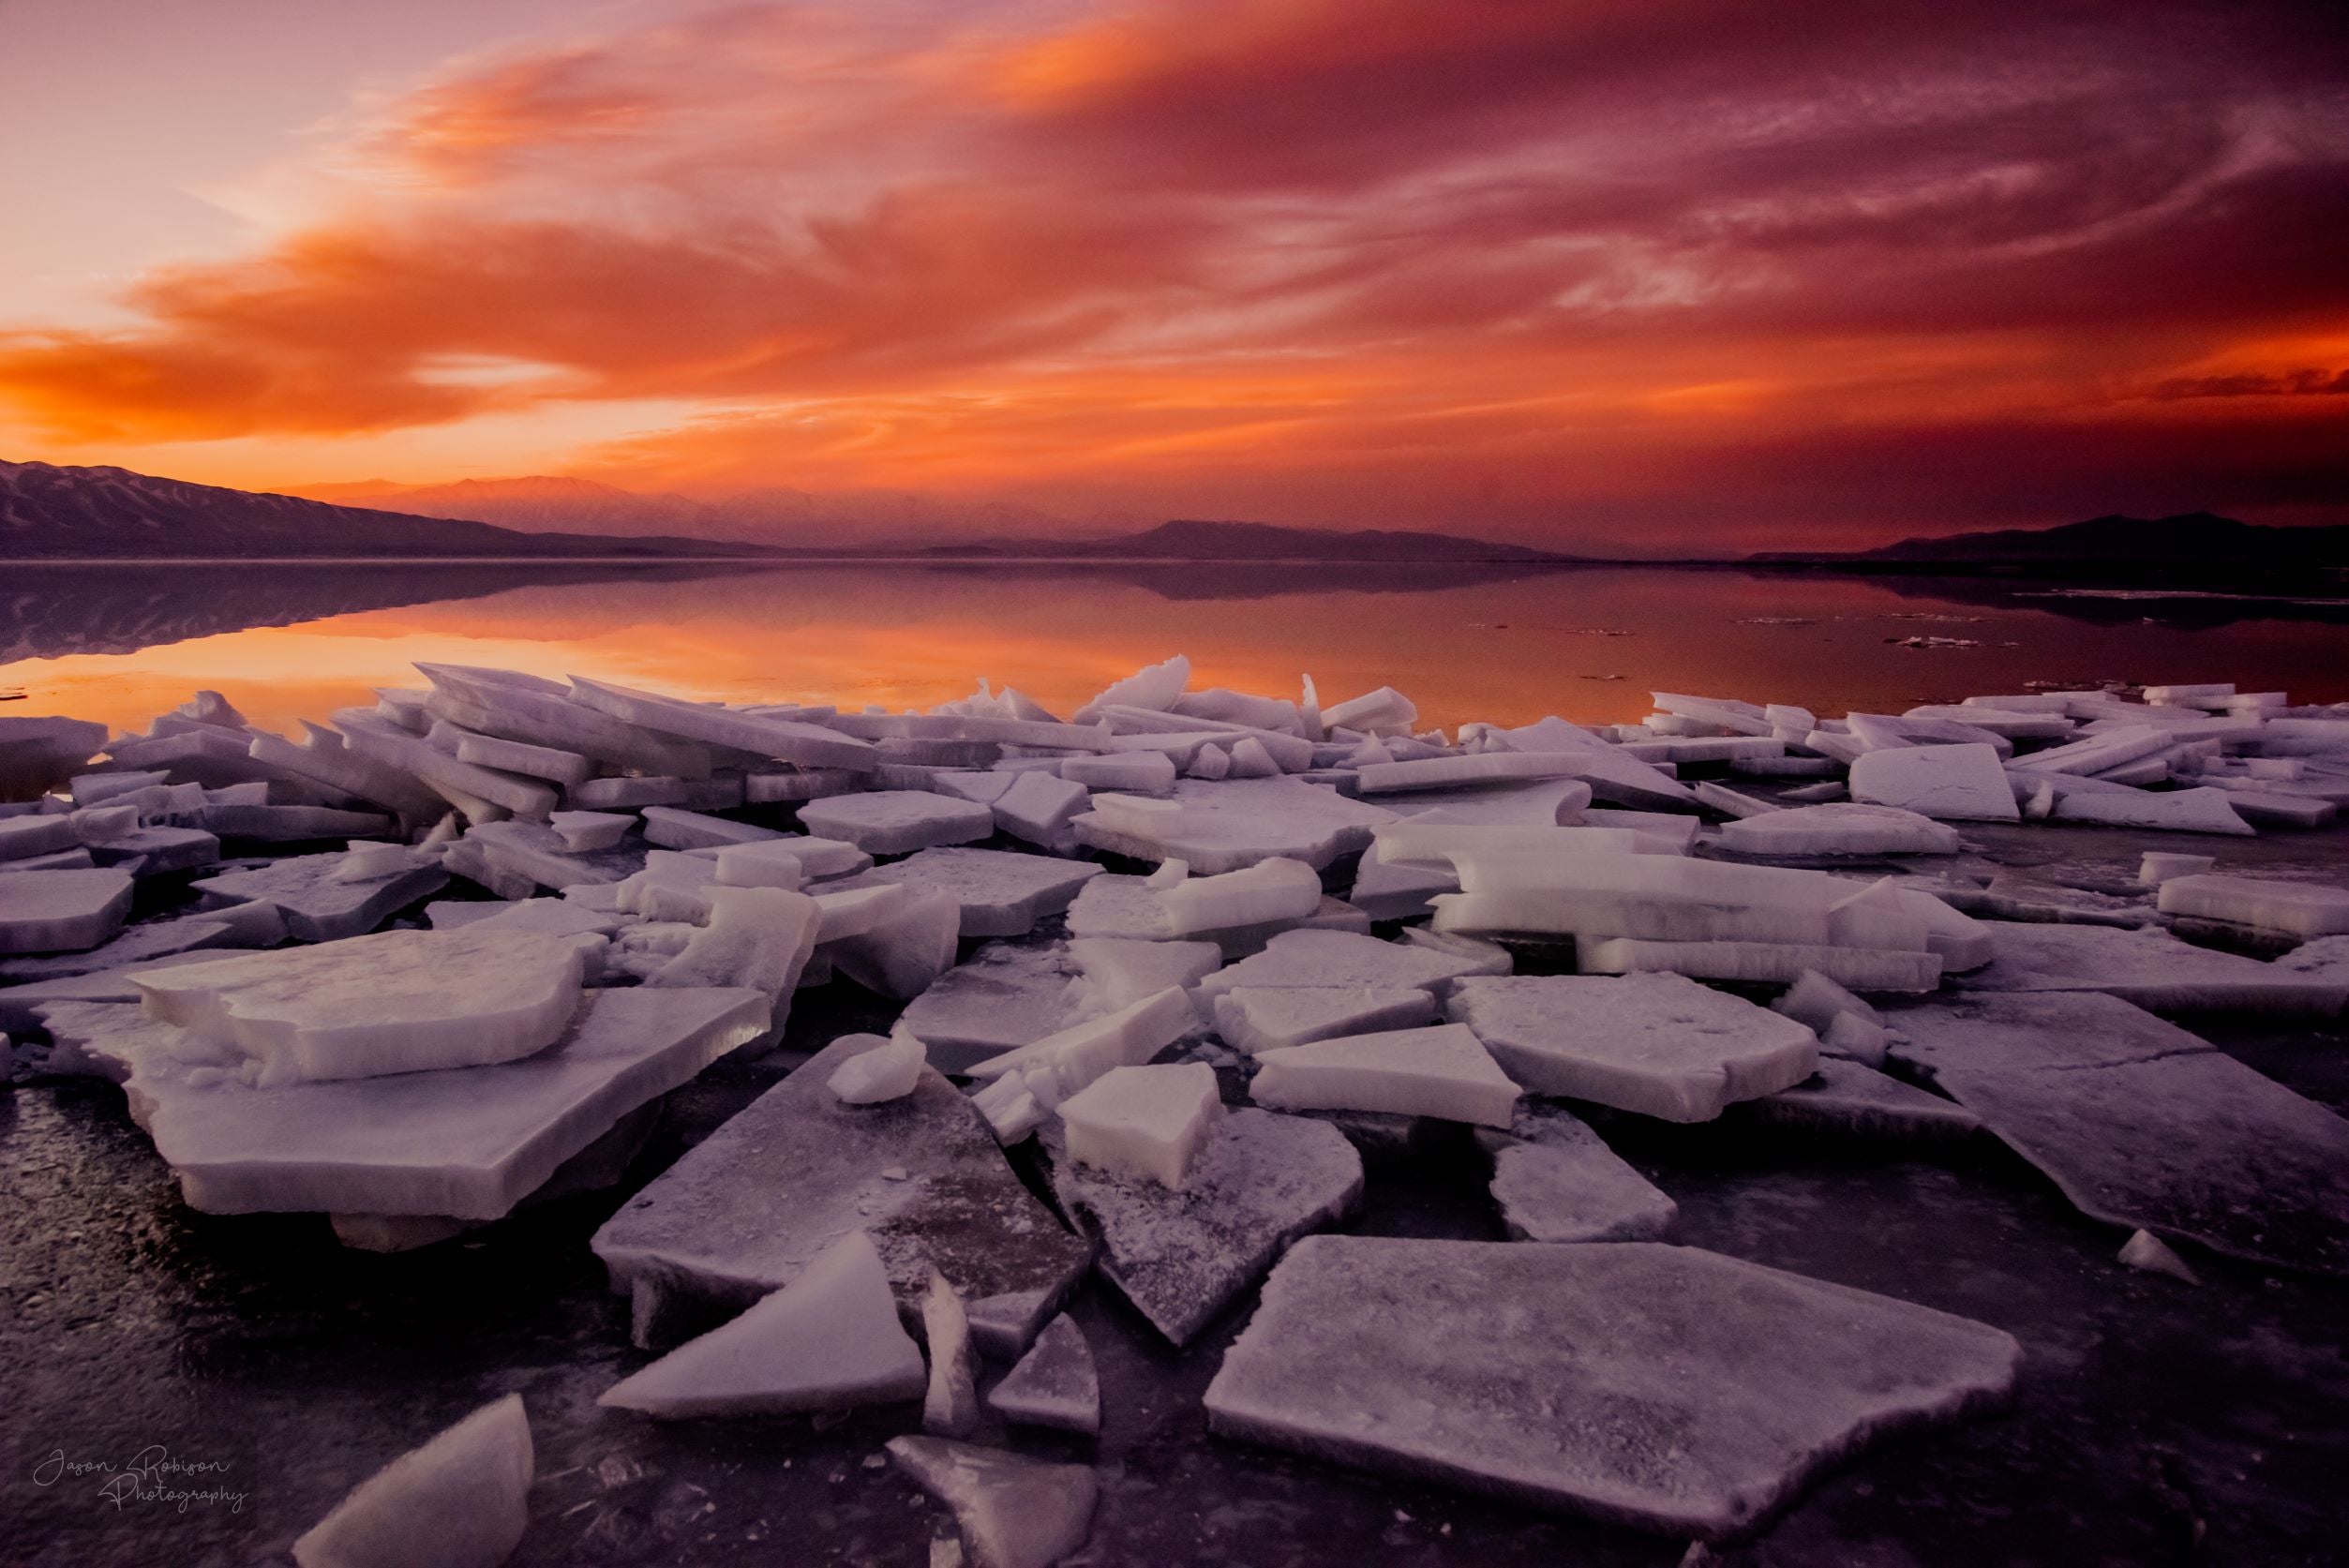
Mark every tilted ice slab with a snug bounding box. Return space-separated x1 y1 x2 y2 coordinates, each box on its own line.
135 927 601 1085
1431 852 1845 945
1204 1237 2021 1539
1952 921 2349 1014
1580 938 1943 993
0 868 135 954
1064 872 1364 957
1716 804 1962 857
900 939 1081 1074
1477 1105 1677 1242
1065 935 1221 1016
567 674 878 769
1354 754 1589 797
0 912 249 983
2156 873 2349 938
886 1435 1098 1568
1731 1057 1982 1142
292 1394 532 1568
417 664 712 778
1449 973 1818 1121
1069 778 1399 874
966 987 1197 1142
1364 777 1593 826
2050 787 2253 837
1250 1023 1520 1128
1849 743 2020 822
601 1232 925 1419
798 790 997 855
593 1032 1092 1353
1198 928 1504 1002
1155 858 1323 936
43 986 767 1217
194 852 449 942
1890 993 2349 1275
1212 985 1438 1055
1040 1108 1361 1346
860 846 1103 937
987 1311 1100 1437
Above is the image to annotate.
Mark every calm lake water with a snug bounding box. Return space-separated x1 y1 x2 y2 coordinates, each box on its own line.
3 560 2343 736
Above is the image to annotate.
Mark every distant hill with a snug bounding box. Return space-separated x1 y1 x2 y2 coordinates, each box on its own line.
1755 512 2349 566
295 473 1079 552
928 517 1582 562
0 460 775 560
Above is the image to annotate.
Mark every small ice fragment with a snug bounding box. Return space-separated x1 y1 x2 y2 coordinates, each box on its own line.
986 1313 1100 1437
549 810 633 852
292 1394 532 1568
1250 1023 1520 1128
921 1269 980 1437
1158 858 1322 936
2117 1229 2200 1285
829 1027 927 1105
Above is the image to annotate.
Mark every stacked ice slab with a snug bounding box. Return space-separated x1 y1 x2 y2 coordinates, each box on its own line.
1397 823 1975 991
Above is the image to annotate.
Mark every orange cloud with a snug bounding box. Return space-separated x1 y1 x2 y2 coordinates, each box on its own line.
3 0 2345 544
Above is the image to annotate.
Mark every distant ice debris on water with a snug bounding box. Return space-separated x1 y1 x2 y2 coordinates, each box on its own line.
7 655 2349 1561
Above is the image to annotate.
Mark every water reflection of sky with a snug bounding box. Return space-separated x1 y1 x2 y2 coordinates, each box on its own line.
4 563 2342 737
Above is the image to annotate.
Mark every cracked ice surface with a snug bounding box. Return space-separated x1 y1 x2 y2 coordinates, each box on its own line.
1040 1107 1361 1345
1891 993 2349 1274
593 1032 1092 1353
1204 1237 2021 1539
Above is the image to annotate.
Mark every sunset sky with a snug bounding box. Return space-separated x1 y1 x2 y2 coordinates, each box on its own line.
2 0 2344 551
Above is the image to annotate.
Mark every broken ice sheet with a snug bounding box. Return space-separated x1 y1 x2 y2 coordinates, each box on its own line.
1038 1107 1361 1346
1448 973 1818 1122
1204 1237 2020 1540
1249 1023 1521 1128
600 1231 926 1419
134 926 603 1085
799 790 997 855
39 986 769 1217
986 1313 1100 1437
593 1031 1092 1354
0 867 135 954
1069 778 1399 874
1716 804 1963 857
900 939 1082 1075
1479 1104 1677 1242
1728 1057 1983 1142
1890 993 2349 1274
1950 921 2349 1014
194 851 450 943
292 1394 532 1568
860 846 1103 937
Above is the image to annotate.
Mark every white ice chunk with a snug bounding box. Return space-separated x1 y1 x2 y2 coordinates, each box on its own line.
1321 685 1418 735
1212 986 1438 1055
991 770 1092 853
1072 654 1190 725
829 1027 928 1105
1058 1061 1222 1189
1157 857 1322 935
799 790 997 855
1065 936 1221 1015
966 986 1194 1132
639 805 783 850
1432 851 1841 945
1450 973 1818 1121
1251 1023 1519 1128
2137 851 2215 888
827 889 960 1000
598 1232 926 1418
2156 873 2349 936
1061 750 1177 794
861 846 1103 937
547 809 633 851
135 927 598 1086
1199 927 1498 999
0 868 135 953
566 674 878 769
921 1268 981 1437
2117 1229 2200 1285
886 1436 1098 1568
292 1394 532 1568
1848 743 2019 822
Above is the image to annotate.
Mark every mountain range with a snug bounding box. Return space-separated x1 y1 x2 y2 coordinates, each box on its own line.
5 457 2340 572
